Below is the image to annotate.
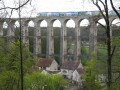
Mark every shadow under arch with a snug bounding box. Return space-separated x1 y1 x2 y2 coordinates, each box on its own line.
79 18 90 65
65 19 75 61
97 18 107 57
39 19 48 57
52 19 61 64
111 18 120 43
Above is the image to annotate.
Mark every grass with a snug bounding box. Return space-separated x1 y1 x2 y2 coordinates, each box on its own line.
81 47 89 55
69 45 107 56
97 48 107 56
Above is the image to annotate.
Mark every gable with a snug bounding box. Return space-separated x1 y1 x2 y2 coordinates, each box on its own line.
50 60 58 67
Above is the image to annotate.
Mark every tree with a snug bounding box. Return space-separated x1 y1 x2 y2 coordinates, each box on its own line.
82 53 101 90
24 72 69 90
0 0 34 89
87 0 117 89
0 40 36 90
83 0 120 89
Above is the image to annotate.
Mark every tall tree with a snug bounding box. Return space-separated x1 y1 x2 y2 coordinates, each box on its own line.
90 0 112 89
88 0 120 89
0 0 33 89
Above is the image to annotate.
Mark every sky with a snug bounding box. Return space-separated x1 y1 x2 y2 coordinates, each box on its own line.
1 0 120 17
0 0 120 27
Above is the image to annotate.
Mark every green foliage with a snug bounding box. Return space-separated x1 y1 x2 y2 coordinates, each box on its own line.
0 40 36 90
97 48 107 56
41 38 47 54
0 70 21 90
81 47 89 55
6 41 35 72
111 36 120 90
29 37 34 53
24 72 68 90
54 56 60 64
54 38 60 54
81 57 88 66
82 53 101 90
0 38 7 72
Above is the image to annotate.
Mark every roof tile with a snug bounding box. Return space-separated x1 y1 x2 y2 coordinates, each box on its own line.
37 58 53 67
61 60 80 70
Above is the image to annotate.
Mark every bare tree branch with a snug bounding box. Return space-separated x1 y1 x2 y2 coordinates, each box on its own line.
110 0 120 19
115 73 120 82
91 0 107 21
97 22 106 29
0 0 31 11
99 0 106 10
111 46 116 58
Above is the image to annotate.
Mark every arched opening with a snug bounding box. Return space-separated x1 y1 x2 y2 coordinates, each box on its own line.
40 20 47 57
80 19 90 65
66 19 75 61
14 21 20 41
2 21 8 42
53 19 61 63
112 18 120 37
97 18 107 57
28 20 34 53
3 21 8 36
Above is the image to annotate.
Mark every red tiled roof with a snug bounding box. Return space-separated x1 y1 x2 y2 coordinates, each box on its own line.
61 60 81 70
76 68 86 74
37 58 53 67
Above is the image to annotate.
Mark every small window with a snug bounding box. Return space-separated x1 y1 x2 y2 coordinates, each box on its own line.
43 67 46 69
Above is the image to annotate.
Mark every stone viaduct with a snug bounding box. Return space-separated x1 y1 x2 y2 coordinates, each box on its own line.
0 15 118 65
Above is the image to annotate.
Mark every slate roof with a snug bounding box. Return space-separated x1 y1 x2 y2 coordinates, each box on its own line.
61 60 81 70
76 68 86 74
37 58 53 67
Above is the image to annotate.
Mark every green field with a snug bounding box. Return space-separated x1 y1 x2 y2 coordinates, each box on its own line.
69 46 107 66
69 46 107 56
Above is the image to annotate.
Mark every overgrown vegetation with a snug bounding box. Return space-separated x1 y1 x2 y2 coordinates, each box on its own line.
0 39 68 90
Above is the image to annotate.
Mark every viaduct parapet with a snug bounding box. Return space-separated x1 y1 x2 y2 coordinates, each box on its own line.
0 15 118 65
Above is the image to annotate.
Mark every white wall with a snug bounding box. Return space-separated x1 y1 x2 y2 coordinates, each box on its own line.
49 60 59 71
72 70 80 82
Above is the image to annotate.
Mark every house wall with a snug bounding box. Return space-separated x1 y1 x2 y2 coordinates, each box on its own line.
72 70 80 82
46 67 50 70
72 70 83 86
78 63 83 69
61 69 73 79
49 60 58 71
39 67 42 69
68 70 74 79
61 69 69 76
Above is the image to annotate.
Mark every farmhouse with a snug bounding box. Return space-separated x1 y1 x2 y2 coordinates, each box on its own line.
61 60 83 79
72 68 86 85
37 58 59 71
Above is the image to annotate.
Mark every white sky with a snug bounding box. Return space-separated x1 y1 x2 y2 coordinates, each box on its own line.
0 0 120 27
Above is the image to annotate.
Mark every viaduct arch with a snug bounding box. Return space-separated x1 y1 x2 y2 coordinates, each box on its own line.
0 15 118 65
